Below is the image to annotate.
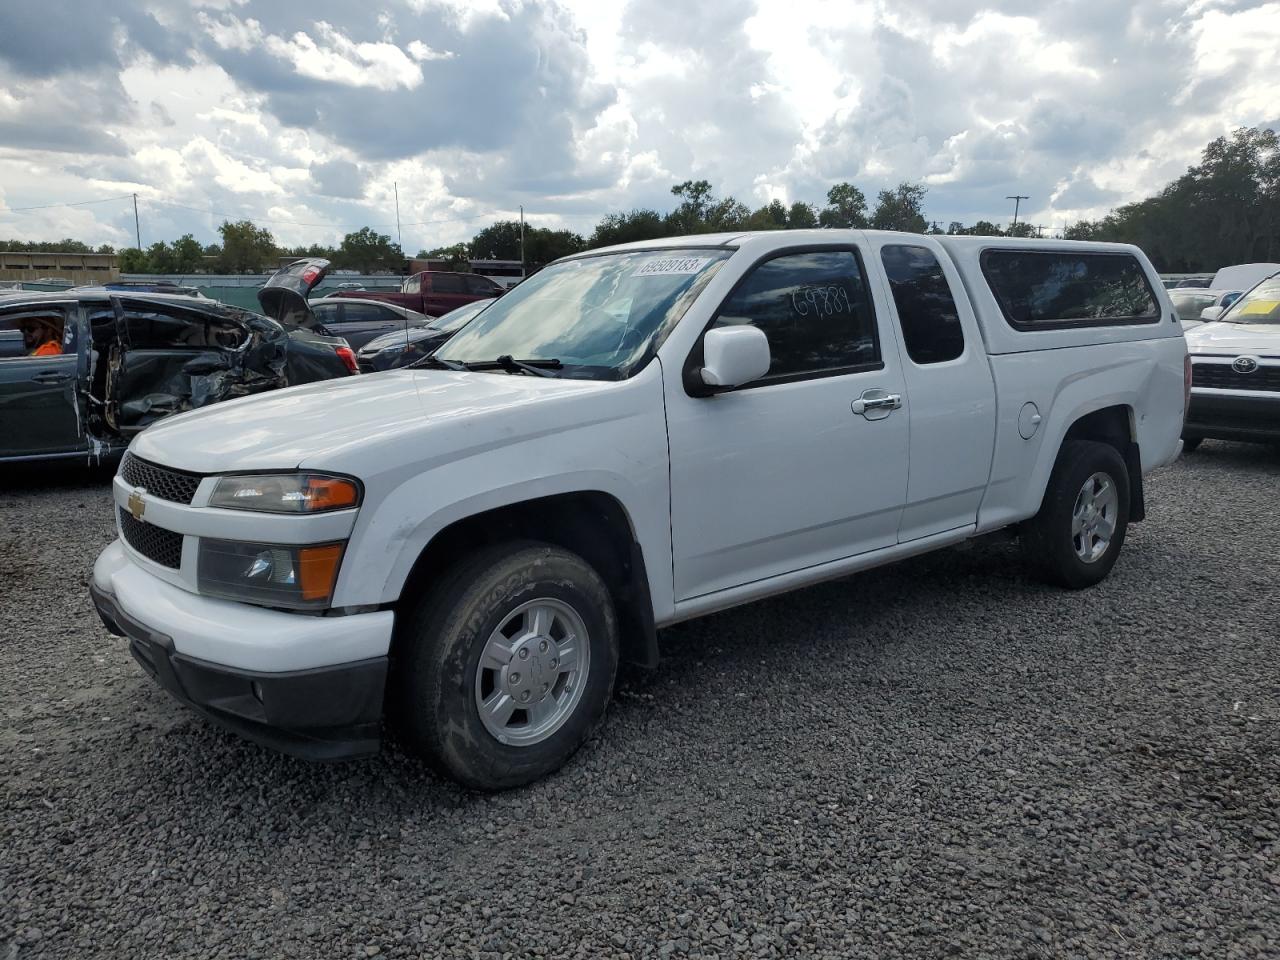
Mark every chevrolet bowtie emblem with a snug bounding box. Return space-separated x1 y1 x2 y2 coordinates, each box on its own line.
128 488 146 521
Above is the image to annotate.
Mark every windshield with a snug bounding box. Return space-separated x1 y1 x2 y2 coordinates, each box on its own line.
434 249 733 379
1220 275 1280 324
429 298 492 334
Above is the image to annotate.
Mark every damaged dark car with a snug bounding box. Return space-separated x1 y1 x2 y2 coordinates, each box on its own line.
0 259 356 465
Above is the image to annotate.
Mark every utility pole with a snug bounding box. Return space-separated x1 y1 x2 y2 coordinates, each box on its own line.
394 181 403 254
1006 195 1029 232
132 193 142 250
519 205 526 278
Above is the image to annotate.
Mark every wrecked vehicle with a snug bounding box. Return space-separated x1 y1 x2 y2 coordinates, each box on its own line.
0 259 357 464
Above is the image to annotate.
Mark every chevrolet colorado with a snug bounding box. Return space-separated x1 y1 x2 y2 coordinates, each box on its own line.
91 230 1187 789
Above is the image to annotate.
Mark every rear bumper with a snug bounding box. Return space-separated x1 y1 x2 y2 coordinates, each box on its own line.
1184 391 1280 442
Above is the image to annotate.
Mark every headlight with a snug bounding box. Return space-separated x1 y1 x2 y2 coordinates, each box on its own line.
209 473 360 513
198 539 345 610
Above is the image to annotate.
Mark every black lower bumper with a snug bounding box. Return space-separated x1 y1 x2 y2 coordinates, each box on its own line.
1184 392 1280 443
90 583 386 761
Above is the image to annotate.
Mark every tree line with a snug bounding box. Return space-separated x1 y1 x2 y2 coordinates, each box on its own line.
4 126 1274 274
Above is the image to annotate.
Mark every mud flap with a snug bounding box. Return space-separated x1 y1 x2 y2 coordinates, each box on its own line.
1124 441 1145 523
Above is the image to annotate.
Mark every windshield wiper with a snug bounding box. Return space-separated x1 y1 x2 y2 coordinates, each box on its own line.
470 355 563 377
408 355 468 371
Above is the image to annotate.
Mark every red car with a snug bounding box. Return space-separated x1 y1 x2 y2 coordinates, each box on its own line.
331 271 505 317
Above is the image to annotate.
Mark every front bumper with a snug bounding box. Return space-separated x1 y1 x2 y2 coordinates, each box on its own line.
1184 390 1280 442
91 540 395 760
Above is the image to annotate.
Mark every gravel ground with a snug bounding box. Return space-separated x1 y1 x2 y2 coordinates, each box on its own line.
2 442 1278 959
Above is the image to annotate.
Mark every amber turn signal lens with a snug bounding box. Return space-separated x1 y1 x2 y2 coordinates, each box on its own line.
305 477 359 511
298 544 344 601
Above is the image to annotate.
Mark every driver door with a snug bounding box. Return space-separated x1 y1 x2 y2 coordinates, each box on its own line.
664 246 911 601
0 301 86 459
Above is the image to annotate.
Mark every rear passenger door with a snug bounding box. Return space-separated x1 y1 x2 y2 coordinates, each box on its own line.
665 245 910 601
867 238 997 542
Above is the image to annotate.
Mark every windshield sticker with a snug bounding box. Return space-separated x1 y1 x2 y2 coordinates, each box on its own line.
633 257 711 278
1238 299 1279 317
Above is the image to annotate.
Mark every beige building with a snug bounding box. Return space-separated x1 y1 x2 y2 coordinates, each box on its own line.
0 251 119 284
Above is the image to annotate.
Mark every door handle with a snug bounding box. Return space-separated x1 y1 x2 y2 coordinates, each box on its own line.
31 371 72 384
851 389 902 420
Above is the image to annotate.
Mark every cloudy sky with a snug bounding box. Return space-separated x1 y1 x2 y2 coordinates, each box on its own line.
1 0 1278 252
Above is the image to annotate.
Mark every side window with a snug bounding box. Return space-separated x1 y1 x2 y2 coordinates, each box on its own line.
981 251 1160 329
432 273 466 294
118 301 246 349
310 303 340 323
465 275 497 295
339 303 386 323
403 275 421 294
711 250 880 382
0 306 74 359
881 245 965 364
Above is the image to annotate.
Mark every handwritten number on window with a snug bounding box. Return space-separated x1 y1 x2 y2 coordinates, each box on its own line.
791 284 852 318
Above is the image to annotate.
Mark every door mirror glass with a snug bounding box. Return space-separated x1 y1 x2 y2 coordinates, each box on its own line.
1199 305 1224 322
699 326 771 391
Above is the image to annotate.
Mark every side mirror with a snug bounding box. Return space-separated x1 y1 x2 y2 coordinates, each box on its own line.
698 325 771 392
1199 305 1224 322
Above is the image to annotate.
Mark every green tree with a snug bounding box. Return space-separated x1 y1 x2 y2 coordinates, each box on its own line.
788 202 818 229
524 228 586 268
588 209 667 248
819 183 869 228
117 247 149 272
468 220 523 261
336 226 402 273
669 179 715 233
218 220 276 273
969 220 1004 236
870 182 929 232
747 199 789 230
146 241 175 273
171 234 204 273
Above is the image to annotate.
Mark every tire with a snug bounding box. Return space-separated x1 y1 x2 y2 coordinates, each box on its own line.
1182 436 1203 452
394 541 619 790
1020 438 1130 590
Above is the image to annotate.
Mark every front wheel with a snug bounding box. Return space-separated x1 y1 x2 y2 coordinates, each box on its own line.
1021 439 1130 589
395 542 619 790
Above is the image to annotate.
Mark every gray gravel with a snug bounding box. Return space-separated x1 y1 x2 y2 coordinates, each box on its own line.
2 442 1278 959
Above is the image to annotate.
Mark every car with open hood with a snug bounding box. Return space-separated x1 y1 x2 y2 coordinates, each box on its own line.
0 258 357 465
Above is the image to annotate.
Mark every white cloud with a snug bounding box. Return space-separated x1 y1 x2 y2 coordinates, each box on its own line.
2 0 1279 248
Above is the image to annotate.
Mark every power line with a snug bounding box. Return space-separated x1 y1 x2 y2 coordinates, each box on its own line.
7 194 135 212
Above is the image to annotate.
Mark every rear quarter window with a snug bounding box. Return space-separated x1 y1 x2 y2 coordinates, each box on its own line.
981 250 1160 330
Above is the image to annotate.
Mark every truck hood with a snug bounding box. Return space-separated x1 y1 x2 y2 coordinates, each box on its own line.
1185 321 1280 357
130 369 615 473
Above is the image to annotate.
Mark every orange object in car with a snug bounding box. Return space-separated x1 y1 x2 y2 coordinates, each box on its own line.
33 340 62 356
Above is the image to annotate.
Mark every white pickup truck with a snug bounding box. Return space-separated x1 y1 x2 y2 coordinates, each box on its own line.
91 231 1187 789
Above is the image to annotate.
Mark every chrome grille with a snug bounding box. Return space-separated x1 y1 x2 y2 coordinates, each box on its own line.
119 453 203 505
119 509 183 569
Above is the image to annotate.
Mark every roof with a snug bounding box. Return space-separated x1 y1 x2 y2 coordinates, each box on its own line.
0 288 258 319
